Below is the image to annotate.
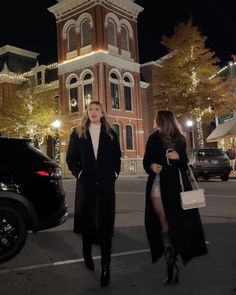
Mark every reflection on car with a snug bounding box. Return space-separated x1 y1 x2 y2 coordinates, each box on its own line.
0 137 68 263
190 147 232 181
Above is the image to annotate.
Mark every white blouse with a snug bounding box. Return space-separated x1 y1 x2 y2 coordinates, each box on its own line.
89 123 101 159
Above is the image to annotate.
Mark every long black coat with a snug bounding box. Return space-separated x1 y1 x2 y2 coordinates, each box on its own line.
143 131 207 265
66 125 121 243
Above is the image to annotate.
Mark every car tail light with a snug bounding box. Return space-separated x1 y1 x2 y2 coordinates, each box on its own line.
35 168 62 179
36 171 50 176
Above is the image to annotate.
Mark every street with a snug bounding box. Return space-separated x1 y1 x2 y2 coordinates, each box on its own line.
0 177 236 295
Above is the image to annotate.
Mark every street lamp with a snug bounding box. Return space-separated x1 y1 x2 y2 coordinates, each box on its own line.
186 119 195 150
52 120 61 164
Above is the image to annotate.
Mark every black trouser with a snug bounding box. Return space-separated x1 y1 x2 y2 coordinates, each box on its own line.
82 235 112 265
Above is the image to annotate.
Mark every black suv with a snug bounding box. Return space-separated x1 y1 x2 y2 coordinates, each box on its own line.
0 138 68 263
191 147 232 181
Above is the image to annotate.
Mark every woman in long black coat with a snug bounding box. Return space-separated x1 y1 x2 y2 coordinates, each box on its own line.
66 101 121 287
143 110 207 285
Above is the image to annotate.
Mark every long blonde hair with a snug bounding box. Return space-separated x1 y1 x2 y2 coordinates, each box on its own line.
155 110 185 147
77 100 113 139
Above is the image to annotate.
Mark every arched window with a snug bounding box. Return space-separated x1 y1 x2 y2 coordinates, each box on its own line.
110 72 120 109
81 19 91 47
112 124 120 141
68 77 79 113
120 25 129 51
126 125 133 150
37 71 42 85
81 71 94 108
54 95 59 114
123 75 133 111
68 25 77 52
107 19 117 46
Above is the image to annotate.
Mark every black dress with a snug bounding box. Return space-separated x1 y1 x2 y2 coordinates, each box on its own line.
143 130 207 264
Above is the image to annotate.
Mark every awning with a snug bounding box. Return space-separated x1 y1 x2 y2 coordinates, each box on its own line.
206 119 236 142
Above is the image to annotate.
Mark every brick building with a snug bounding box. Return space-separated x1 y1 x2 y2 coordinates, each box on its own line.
0 1 150 175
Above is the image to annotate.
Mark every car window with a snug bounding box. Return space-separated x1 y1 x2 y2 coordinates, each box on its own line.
198 149 225 157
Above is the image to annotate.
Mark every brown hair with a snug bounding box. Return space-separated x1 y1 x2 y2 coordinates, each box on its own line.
77 100 113 139
155 110 185 147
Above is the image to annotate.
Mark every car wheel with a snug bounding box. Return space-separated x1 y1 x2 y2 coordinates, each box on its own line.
220 174 229 181
0 205 28 263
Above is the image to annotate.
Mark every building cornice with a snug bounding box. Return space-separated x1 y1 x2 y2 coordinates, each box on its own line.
0 45 39 59
49 0 143 20
58 50 141 74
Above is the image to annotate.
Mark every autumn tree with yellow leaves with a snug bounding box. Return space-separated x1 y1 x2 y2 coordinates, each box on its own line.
0 85 57 146
154 18 236 146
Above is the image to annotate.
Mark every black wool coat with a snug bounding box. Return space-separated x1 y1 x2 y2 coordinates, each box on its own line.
143 131 207 265
66 125 121 243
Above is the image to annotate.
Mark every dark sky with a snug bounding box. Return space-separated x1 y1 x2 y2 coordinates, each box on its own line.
0 1 236 66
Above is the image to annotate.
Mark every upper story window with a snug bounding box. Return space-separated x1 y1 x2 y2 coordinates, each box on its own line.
81 71 94 108
37 71 42 85
54 95 59 114
107 19 117 46
68 77 79 113
126 125 133 150
110 72 120 109
123 75 133 111
68 25 77 52
81 19 91 47
120 25 129 51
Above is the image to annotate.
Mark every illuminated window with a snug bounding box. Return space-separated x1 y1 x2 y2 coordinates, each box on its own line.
69 77 79 113
81 72 93 108
110 72 120 109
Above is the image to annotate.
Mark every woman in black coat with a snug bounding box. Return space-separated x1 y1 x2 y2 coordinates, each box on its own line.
143 110 207 285
66 101 121 287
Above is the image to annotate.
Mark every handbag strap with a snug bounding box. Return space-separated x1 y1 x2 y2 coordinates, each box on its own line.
178 163 199 192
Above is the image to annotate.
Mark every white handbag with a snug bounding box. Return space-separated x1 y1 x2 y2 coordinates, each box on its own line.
178 164 206 210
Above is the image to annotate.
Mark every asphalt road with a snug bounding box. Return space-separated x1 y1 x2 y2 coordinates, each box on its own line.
0 177 236 295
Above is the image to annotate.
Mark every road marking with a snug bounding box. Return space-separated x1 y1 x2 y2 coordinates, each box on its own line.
205 194 236 198
66 191 236 198
0 249 150 274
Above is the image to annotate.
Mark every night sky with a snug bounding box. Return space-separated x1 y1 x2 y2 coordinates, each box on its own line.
0 0 236 66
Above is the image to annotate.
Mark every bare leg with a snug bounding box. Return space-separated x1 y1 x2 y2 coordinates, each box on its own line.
151 197 168 231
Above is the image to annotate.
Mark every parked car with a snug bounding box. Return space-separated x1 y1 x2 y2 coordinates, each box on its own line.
0 137 68 263
190 147 232 181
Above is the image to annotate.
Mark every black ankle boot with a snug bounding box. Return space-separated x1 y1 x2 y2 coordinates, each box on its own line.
163 251 179 285
83 254 94 271
100 264 110 287
82 238 94 271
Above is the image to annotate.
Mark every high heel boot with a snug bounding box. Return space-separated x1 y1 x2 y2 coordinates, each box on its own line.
100 238 111 287
82 237 94 271
162 231 179 285
100 263 110 287
163 253 179 285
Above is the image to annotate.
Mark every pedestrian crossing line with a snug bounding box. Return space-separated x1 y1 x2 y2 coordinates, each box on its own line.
0 248 150 274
